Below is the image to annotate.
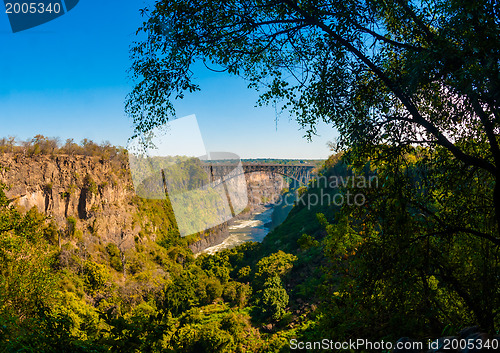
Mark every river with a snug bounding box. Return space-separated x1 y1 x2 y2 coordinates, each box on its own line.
200 206 274 255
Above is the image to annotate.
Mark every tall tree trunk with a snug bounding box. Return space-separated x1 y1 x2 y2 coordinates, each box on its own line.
494 176 500 239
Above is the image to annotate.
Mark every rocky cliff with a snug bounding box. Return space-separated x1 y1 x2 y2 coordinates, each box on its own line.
0 154 286 253
188 172 286 253
245 171 286 210
0 153 141 251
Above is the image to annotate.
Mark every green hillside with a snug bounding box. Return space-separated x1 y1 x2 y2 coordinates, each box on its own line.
2 145 498 352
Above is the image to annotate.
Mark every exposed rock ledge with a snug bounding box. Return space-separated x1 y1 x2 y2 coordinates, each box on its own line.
188 222 230 253
0 153 139 251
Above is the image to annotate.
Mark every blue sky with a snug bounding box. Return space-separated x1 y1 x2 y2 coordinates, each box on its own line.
0 0 336 159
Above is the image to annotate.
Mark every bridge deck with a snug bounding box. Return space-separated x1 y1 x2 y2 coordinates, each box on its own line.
201 163 315 185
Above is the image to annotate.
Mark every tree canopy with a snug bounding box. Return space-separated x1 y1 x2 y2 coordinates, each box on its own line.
126 0 500 333
127 1 497 152
127 0 500 238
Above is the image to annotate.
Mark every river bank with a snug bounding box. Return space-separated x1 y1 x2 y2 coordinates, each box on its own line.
198 205 274 255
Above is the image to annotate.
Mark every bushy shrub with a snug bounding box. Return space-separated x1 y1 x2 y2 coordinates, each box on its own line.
237 266 251 281
259 276 289 321
106 243 123 272
222 281 251 308
255 250 297 285
297 233 319 250
82 261 109 294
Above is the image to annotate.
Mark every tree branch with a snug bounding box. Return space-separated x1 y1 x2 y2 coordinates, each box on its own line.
281 0 497 175
469 96 500 167
394 0 435 43
347 17 424 52
415 202 500 246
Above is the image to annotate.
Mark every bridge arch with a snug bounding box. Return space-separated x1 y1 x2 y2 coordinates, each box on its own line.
202 163 315 186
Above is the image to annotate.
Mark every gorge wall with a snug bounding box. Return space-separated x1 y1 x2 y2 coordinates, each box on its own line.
188 171 286 253
245 171 286 210
0 154 141 252
0 154 286 253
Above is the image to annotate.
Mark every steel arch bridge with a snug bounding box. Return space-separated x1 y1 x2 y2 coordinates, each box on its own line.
202 163 315 185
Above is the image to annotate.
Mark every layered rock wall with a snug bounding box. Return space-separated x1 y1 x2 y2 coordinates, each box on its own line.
0 153 139 250
245 171 286 209
0 154 286 253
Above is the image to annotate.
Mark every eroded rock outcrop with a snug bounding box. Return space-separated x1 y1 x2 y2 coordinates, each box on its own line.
0 153 139 250
0 154 287 253
245 171 286 209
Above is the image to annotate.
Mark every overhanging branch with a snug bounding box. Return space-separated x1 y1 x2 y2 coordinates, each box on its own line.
281 0 497 175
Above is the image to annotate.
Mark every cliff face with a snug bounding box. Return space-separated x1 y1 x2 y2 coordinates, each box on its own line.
188 223 229 253
0 153 140 251
0 154 286 253
245 171 285 209
187 172 286 253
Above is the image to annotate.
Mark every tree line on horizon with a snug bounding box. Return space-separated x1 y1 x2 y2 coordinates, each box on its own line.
0 135 127 161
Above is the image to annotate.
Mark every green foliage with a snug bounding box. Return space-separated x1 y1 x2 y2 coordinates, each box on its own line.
135 196 183 248
219 312 250 337
4 144 499 350
127 1 500 203
82 261 109 294
0 221 56 321
109 254 123 273
52 291 100 339
66 216 76 237
297 186 307 197
0 307 99 353
222 281 252 308
84 174 98 195
0 186 92 351
163 271 200 316
96 308 175 352
255 250 297 284
44 220 59 245
197 277 223 305
171 322 235 353
0 156 310 351
106 243 123 272
259 276 289 321
316 150 500 339
197 252 232 284
125 250 147 275
297 233 319 251
165 245 194 267
127 0 500 337
237 265 251 281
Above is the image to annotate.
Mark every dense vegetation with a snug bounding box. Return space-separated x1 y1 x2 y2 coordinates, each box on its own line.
0 175 298 352
1 145 499 351
123 0 500 348
2 0 500 351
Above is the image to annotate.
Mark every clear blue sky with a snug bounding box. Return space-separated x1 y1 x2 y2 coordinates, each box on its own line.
0 0 336 159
